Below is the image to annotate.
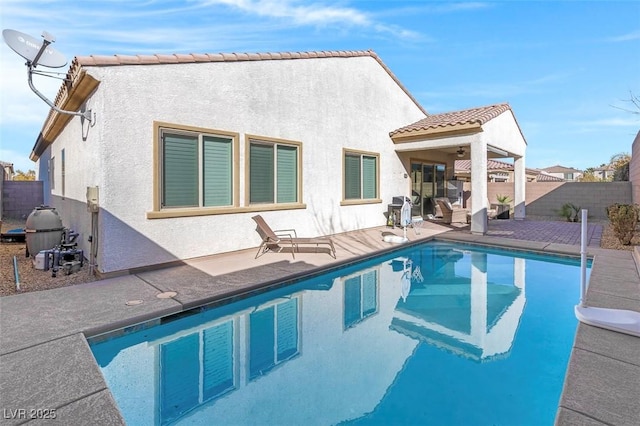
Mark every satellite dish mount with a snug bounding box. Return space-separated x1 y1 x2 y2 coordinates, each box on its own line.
2 29 93 123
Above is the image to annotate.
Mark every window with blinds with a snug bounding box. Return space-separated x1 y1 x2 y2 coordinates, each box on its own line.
248 298 300 381
344 150 378 201
248 139 300 205
160 129 234 209
158 320 237 425
343 269 379 329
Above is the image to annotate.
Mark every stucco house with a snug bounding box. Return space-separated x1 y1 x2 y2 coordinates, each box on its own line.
592 165 616 181
540 165 583 182
30 49 527 275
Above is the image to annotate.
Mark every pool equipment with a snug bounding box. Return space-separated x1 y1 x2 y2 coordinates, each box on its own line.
42 228 84 277
383 196 412 243
575 209 640 337
25 205 64 257
399 197 412 242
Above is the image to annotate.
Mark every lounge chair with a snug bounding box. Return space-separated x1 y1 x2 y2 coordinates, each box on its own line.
434 198 469 224
252 215 336 259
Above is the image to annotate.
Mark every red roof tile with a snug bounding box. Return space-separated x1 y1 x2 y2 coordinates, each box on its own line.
536 173 566 182
455 159 513 171
390 103 512 137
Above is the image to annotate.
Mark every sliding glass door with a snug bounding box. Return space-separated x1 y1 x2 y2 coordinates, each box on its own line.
411 162 446 217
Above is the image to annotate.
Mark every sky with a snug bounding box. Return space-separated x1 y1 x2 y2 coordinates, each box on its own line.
1 0 639 173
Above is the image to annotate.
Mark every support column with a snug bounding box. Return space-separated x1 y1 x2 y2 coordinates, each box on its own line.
514 155 526 220
470 251 488 348
470 140 488 234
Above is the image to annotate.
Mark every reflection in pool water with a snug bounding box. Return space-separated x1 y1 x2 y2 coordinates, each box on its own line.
91 242 588 426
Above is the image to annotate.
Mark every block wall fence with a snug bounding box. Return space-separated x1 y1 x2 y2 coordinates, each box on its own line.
463 181 632 220
1 181 44 220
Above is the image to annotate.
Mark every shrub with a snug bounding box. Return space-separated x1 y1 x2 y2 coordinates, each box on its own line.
559 203 581 222
496 194 512 204
606 203 640 245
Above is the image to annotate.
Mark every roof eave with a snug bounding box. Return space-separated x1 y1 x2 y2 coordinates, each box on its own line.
391 123 482 143
30 69 100 161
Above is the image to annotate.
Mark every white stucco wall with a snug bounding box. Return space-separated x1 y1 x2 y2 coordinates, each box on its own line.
43 55 426 273
479 110 527 157
43 108 104 266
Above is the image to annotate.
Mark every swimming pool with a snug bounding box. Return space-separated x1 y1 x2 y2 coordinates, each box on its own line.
90 241 590 425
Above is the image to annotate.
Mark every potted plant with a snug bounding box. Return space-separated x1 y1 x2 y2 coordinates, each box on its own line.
495 194 512 219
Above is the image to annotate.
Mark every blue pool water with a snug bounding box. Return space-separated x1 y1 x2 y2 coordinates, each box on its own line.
90 241 590 426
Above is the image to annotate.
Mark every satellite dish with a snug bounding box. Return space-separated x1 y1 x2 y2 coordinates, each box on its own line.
2 28 92 123
3 29 67 68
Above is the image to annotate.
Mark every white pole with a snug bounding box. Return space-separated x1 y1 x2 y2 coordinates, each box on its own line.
580 209 587 307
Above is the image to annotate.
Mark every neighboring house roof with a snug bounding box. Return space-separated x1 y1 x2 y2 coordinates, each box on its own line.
455 159 513 171
31 49 428 160
389 103 515 138
541 165 582 174
535 173 565 182
593 165 615 172
456 159 539 175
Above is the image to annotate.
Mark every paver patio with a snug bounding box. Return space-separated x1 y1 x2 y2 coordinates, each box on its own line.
486 218 603 247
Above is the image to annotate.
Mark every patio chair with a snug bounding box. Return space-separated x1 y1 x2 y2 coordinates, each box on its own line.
252 215 336 259
434 198 469 224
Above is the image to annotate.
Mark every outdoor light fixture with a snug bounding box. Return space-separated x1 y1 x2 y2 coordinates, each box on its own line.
456 147 465 158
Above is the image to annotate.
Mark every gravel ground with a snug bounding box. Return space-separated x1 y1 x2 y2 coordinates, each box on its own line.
1 219 96 297
0 217 636 297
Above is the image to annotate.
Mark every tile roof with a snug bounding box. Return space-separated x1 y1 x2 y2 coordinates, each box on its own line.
456 160 548 180
68 49 427 115
75 50 374 66
389 103 512 137
455 159 513 171
541 165 583 173
535 173 565 182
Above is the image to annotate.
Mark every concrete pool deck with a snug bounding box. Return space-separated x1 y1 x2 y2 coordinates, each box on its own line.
0 219 638 425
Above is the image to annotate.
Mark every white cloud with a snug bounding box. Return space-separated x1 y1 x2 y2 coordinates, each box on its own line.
607 30 640 42
195 0 422 39
199 0 371 25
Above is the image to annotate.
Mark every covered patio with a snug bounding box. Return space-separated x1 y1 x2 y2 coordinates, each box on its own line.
390 103 527 235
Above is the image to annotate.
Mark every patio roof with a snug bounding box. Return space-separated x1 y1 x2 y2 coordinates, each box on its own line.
388 102 527 166
389 103 519 142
